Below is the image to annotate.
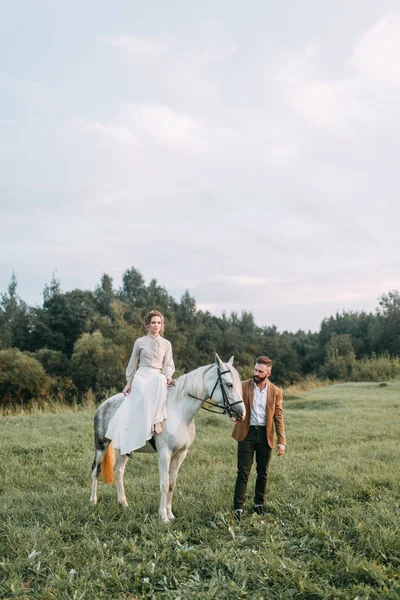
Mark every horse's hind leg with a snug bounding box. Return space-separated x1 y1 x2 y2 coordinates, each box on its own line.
166 449 188 521
90 448 106 505
115 451 130 507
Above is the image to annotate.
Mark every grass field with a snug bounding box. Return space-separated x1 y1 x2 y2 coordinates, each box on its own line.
1 382 399 599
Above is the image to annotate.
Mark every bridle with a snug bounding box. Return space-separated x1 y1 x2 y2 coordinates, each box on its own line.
200 367 243 419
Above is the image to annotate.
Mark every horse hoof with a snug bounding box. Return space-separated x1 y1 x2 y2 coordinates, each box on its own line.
119 500 128 508
167 513 175 520
90 499 97 505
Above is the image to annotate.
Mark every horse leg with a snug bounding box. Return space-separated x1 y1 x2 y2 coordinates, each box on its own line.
166 449 188 521
158 448 172 523
90 448 106 505
115 451 130 507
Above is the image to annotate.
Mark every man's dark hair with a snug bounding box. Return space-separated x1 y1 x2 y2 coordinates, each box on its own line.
255 356 272 367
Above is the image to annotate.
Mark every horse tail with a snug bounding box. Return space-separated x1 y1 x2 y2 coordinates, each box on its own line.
101 443 115 483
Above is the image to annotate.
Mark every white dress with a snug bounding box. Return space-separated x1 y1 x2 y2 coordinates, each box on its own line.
105 333 175 455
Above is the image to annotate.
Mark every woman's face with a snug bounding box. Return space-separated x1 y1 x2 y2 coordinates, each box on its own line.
148 316 162 336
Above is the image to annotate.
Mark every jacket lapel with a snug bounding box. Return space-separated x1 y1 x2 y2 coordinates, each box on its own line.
266 379 274 415
247 379 254 419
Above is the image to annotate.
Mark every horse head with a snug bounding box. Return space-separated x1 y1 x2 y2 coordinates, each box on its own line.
203 354 246 421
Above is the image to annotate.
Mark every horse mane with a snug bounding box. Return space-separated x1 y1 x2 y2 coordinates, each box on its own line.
174 364 215 399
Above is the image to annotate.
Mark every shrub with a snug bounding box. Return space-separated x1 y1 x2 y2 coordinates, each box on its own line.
48 376 78 404
320 353 400 382
0 348 51 406
34 348 72 377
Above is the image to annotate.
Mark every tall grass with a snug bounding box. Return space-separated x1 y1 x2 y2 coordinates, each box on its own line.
283 375 331 396
1 382 399 598
351 355 400 381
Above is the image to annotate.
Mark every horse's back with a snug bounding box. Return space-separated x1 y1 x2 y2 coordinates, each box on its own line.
94 393 125 448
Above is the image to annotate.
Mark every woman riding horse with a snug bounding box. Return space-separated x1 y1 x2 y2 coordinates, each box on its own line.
105 310 174 455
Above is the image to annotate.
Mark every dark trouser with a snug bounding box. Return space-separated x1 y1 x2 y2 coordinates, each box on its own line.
233 426 272 510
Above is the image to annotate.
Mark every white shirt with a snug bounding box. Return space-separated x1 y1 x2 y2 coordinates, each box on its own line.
250 382 267 425
249 381 286 448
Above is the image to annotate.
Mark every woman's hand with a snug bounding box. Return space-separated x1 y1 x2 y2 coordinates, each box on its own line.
123 382 132 396
166 377 174 387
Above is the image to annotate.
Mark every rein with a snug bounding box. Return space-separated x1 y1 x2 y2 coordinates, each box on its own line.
190 367 243 419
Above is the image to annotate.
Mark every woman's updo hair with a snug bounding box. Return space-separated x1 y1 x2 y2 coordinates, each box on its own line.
144 310 165 335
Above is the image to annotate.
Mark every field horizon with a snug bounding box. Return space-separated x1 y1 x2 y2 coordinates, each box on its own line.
1 381 399 599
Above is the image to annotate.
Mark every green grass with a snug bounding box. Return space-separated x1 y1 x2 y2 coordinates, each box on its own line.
1 383 399 599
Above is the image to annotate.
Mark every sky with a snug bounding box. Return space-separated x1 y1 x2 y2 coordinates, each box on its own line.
1 1 400 332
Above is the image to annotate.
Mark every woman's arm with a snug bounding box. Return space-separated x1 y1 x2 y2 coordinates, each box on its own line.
126 339 141 383
161 341 175 381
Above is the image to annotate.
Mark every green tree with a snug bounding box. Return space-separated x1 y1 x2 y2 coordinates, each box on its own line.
118 267 147 307
318 310 376 361
0 272 31 350
31 287 96 356
94 273 115 317
373 291 400 356
259 327 301 385
290 330 320 375
71 331 125 394
320 334 356 380
173 291 203 372
146 279 171 315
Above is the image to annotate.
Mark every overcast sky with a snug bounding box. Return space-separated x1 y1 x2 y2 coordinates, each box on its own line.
1 1 400 332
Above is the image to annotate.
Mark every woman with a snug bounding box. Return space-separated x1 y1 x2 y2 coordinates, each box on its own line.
105 310 175 455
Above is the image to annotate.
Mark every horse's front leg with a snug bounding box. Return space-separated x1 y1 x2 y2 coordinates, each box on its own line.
115 451 130 507
158 448 172 523
166 449 188 521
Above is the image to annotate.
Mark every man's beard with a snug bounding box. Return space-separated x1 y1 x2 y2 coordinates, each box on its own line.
254 374 268 384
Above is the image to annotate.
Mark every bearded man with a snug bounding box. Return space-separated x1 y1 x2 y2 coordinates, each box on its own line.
232 356 286 519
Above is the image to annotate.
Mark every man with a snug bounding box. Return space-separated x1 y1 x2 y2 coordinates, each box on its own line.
232 356 286 519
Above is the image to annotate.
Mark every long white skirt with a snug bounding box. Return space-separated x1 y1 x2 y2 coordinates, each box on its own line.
105 367 168 455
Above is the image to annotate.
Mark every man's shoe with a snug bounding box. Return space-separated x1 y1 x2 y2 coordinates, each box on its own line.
253 505 265 515
234 509 243 521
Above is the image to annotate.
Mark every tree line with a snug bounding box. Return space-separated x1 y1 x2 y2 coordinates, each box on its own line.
1 267 400 406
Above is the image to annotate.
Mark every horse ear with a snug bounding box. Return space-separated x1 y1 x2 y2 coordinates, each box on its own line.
227 356 234 366
215 353 224 369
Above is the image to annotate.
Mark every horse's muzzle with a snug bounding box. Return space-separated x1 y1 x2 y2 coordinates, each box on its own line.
235 407 246 422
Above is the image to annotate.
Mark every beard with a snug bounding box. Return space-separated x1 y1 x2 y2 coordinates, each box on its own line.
253 374 268 384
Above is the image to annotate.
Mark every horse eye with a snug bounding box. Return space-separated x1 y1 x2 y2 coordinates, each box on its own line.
226 383 233 388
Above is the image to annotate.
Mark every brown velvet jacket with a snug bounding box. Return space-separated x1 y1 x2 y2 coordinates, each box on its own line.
232 379 286 447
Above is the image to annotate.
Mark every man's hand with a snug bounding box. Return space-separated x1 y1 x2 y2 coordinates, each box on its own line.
230 415 237 422
276 445 285 456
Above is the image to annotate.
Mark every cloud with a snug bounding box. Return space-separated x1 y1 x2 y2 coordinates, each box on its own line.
274 45 366 137
289 78 361 133
3 13 400 332
352 13 400 84
82 120 140 145
128 104 206 153
101 34 167 60
222 276 267 286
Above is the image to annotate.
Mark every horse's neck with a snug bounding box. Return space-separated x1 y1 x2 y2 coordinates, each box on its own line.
181 393 204 424
171 365 213 424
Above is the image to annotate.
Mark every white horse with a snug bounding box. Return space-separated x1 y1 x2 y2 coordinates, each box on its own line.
90 354 246 522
